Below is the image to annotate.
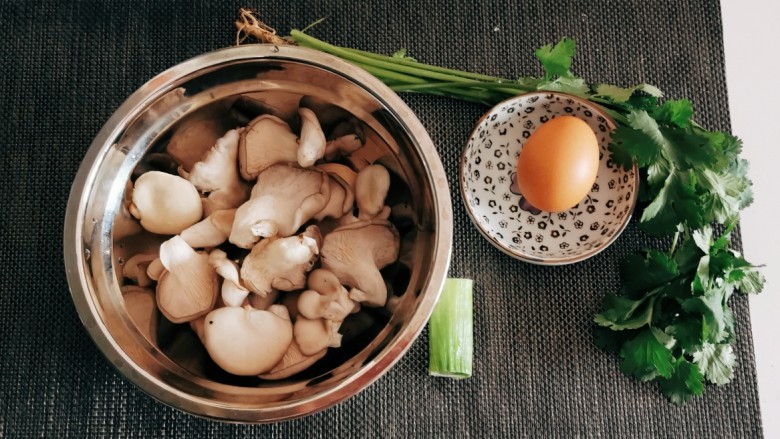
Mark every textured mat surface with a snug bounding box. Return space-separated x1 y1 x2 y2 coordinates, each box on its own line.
0 0 762 437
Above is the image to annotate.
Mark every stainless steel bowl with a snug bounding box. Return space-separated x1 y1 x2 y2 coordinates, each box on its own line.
63 44 452 422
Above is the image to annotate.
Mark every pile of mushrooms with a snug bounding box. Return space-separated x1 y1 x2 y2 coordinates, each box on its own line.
117 101 402 379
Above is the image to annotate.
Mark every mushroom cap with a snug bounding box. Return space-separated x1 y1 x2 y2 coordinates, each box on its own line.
167 116 227 172
355 164 391 219
184 129 251 216
294 317 342 356
180 209 236 249
156 236 218 323
238 115 299 180
320 220 400 307
240 230 320 296
229 165 330 248
296 107 326 167
130 171 203 235
203 305 293 376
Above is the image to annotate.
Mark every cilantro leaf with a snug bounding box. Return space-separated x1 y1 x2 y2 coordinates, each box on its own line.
534 37 576 79
619 327 676 381
692 342 736 385
666 317 704 354
682 287 731 344
734 268 765 294
593 83 663 104
696 160 753 224
674 238 705 274
652 99 694 128
594 293 656 330
626 110 720 170
620 250 679 296
640 170 704 235
658 358 704 405
538 75 590 98
610 125 661 170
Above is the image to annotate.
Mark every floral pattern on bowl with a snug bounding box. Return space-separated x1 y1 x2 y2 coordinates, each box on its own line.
459 92 639 265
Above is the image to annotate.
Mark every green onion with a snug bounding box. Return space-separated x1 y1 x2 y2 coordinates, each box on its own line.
428 278 473 379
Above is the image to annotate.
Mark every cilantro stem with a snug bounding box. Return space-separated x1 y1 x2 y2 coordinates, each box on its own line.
669 231 680 257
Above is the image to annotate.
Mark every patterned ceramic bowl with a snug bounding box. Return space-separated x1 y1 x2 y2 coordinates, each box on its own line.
460 92 639 265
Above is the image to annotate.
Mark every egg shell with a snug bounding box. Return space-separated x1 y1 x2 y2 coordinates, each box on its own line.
515 115 599 212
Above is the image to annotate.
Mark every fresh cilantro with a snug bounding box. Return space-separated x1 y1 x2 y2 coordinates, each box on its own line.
692 343 736 385
534 37 576 79
619 327 675 381
658 358 704 405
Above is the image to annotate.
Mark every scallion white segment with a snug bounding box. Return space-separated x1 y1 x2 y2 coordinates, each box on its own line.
428 278 473 379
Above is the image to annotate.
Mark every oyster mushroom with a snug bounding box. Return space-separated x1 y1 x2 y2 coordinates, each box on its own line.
320 219 400 307
248 290 279 310
258 340 327 380
230 165 330 248
122 251 158 287
324 118 366 160
166 115 229 172
294 317 342 356
155 236 218 323
355 164 391 220
312 172 355 221
129 171 203 235
240 226 321 297
298 269 357 321
238 115 300 180
180 209 236 249
181 129 251 216
296 107 327 167
203 304 293 376
208 249 249 307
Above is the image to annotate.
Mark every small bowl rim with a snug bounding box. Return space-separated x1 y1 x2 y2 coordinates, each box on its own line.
458 91 639 266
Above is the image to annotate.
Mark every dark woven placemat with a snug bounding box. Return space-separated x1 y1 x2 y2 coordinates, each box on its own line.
0 0 762 437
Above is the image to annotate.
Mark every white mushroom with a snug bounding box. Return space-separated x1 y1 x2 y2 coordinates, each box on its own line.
240 226 321 297
294 317 343 356
130 171 203 235
355 164 391 220
320 219 400 307
238 115 300 180
203 304 293 376
298 269 357 321
180 209 236 249
296 107 327 167
121 285 157 343
182 129 251 216
229 165 330 248
208 249 249 307
258 340 327 380
156 235 218 323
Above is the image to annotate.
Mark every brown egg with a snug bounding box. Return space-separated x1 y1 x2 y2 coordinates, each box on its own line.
515 115 599 212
